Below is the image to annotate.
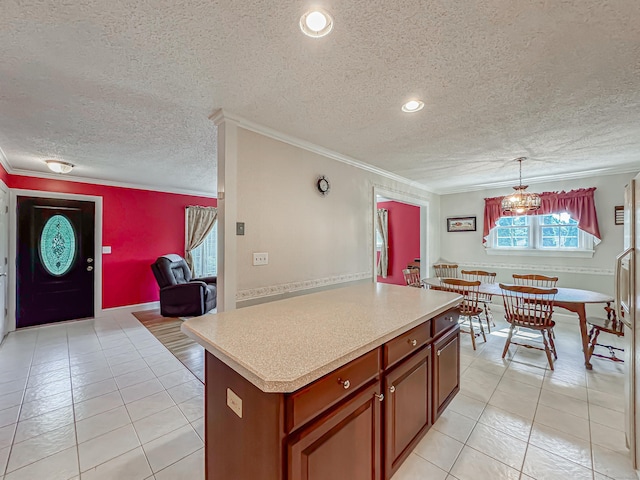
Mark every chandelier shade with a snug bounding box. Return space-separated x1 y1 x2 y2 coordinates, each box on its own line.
500 157 541 214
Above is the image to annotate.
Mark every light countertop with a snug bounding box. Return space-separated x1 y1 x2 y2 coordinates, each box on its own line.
181 283 461 393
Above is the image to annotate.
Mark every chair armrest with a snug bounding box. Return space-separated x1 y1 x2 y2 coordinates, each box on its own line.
193 276 217 284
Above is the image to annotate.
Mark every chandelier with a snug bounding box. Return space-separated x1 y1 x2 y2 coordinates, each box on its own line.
500 157 541 214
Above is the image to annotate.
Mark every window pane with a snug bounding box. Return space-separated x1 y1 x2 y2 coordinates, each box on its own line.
191 223 217 277
542 237 558 247
497 237 513 247
512 216 528 226
497 217 513 227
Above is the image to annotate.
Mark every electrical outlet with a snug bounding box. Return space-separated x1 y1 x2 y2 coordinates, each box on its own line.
253 252 268 266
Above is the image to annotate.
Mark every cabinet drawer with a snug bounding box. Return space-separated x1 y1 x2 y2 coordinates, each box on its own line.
432 309 459 338
286 348 380 432
383 320 431 369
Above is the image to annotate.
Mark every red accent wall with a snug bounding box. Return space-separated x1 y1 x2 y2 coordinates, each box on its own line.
8 169 216 309
376 201 420 286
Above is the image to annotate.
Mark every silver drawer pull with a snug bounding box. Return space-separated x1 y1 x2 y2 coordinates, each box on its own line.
448 317 454 322
409 339 417 347
437 349 441 356
338 378 350 389
389 385 396 393
374 393 384 402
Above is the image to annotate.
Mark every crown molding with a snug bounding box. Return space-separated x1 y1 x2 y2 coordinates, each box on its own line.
209 109 436 195
436 165 640 195
3 165 217 198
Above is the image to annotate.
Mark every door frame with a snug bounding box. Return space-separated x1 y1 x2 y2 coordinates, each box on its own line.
9 189 103 332
372 186 431 282
0 179 9 342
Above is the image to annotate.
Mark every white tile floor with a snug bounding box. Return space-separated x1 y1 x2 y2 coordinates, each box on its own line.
0 309 204 480
0 308 635 480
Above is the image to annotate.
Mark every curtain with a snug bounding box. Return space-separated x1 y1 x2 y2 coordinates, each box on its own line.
185 206 218 272
376 208 389 278
483 188 601 245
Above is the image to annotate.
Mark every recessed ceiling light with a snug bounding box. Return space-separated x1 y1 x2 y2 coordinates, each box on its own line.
300 10 333 38
45 160 74 174
402 100 424 113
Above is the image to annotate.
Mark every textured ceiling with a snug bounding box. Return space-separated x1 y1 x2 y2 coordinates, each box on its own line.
0 1 639 194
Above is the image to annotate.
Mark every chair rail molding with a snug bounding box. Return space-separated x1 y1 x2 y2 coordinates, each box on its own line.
456 261 613 276
236 272 372 302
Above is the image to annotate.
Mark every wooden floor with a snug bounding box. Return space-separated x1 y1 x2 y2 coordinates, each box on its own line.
132 309 204 383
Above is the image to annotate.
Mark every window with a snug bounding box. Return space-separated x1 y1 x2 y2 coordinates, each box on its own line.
191 223 217 277
488 213 593 257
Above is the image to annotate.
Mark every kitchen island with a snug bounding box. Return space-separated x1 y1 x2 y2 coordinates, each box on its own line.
182 283 462 480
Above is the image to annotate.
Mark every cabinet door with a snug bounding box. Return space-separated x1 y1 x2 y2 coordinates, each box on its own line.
288 382 382 480
384 346 431 480
433 327 460 422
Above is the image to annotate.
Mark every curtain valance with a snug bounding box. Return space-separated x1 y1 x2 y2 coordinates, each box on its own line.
483 188 601 245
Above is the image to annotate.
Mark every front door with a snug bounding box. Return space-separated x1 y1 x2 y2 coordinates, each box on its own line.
17 197 95 327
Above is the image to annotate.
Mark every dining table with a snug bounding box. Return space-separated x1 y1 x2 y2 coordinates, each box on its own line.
422 277 614 369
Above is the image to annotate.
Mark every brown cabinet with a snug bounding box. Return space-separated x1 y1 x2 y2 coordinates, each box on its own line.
433 327 460 422
383 346 431 479
204 307 460 480
288 382 383 480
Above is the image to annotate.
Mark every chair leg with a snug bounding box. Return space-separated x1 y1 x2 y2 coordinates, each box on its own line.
483 301 495 329
477 315 487 343
542 330 554 370
587 329 600 365
548 328 558 360
468 316 477 350
483 304 491 333
502 324 514 359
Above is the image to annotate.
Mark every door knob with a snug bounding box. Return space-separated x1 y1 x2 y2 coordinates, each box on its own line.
374 393 384 402
389 385 396 393
0 273 6 277
87 266 93 271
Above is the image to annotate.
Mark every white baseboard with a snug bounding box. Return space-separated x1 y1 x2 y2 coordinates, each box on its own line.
101 301 160 314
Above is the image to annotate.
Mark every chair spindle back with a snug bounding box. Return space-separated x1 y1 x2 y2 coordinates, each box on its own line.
512 274 558 288
500 283 557 328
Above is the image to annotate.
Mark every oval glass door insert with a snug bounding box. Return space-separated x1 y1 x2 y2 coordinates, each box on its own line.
40 214 77 276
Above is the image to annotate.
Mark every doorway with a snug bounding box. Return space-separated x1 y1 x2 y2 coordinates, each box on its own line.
16 196 95 327
373 188 430 285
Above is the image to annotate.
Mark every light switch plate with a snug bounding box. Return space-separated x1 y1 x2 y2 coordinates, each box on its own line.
102 246 112 254
236 222 245 235
227 388 242 418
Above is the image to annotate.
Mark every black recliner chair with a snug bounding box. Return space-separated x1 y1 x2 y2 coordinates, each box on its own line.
151 254 217 317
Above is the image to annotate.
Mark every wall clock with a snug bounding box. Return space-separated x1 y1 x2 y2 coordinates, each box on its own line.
317 176 330 196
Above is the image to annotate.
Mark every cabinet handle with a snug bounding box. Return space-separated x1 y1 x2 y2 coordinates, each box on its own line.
448 316 454 323
409 339 417 347
374 393 384 402
338 378 350 389
437 349 441 356
389 385 396 393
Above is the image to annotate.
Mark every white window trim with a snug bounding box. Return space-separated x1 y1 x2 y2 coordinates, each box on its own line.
485 214 595 258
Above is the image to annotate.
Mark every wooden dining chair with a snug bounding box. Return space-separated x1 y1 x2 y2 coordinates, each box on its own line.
441 278 486 350
500 284 558 369
434 263 459 279
402 269 423 288
461 270 497 332
512 274 558 287
586 304 625 363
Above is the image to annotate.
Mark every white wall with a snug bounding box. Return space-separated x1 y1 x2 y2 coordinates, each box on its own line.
439 172 636 306
233 127 440 306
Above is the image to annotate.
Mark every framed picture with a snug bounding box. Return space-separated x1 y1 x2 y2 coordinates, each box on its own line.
447 216 476 232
